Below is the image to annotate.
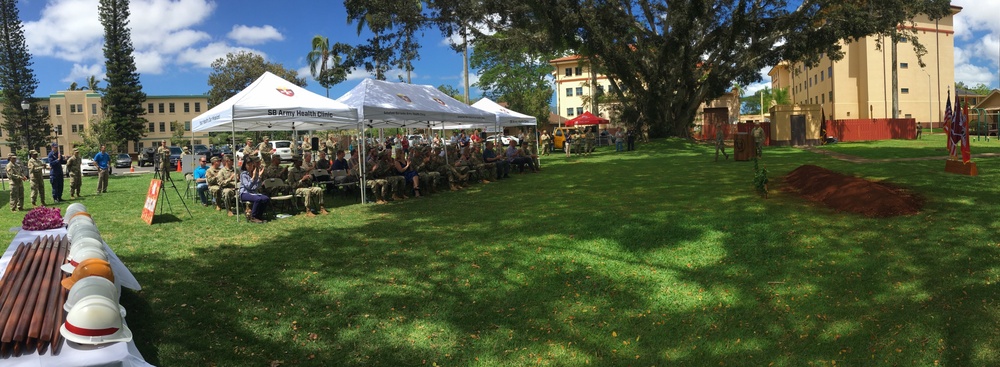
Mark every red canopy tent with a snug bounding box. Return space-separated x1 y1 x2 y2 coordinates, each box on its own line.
565 111 609 127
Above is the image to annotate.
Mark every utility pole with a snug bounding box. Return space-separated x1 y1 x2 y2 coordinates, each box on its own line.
891 35 899 119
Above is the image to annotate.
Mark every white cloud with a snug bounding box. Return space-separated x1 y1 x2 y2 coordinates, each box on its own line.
440 19 498 47
176 42 264 68
134 50 167 74
744 67 773 97
955 63 995 87
61 63 104 83
24 0 104 62
953 1 1000 39
228 25 284 45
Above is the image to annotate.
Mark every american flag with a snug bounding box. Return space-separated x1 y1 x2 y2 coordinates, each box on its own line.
944 91 955 157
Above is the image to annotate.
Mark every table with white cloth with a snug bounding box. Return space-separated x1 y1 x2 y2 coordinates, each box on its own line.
0 227 153 367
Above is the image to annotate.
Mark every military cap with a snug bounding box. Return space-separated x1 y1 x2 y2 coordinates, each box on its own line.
72 148 79 153
223 154 233 160
28 150 37 155
246 155 261 163
51 142 58 146
210 156 220 163
7 153 16 159
291 154 302 161
262 136 269 140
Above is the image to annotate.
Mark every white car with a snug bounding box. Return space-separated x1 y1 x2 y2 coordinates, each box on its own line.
269 140 294 161
80 159 100 176
485 134 520 146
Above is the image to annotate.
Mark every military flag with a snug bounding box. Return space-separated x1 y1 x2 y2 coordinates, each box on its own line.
944 91 955 157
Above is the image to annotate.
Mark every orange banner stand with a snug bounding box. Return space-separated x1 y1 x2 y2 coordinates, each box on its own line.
141 179 162 225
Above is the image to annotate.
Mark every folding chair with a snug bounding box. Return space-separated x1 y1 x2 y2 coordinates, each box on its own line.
183 172 194 199
262 178 296 216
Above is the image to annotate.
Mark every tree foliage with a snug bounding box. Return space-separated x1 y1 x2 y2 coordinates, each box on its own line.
955 81 993 96
307 35 356 96
436 84 465 103
206 51 305 107
100 0 148 150
0 0 50 152
471 31 554 130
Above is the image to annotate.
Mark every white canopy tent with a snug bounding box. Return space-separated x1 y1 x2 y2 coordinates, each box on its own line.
192 71 358 133
335 78 496 203
471 98 537 127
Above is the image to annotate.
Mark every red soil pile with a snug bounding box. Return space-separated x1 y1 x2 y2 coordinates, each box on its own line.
783 165 923 217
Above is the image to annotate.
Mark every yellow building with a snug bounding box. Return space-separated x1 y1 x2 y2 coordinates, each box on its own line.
549 55 740 132
0 90 210 156
768 6 962 126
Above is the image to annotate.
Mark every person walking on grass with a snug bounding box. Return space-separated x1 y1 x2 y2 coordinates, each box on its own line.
66 149 82 198
714 122 729 161
48 142 67 203
95 145 111 194
6 154 26 211
28 150 46 207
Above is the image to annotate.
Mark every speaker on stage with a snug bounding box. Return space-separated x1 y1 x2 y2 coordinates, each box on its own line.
311 137 320 150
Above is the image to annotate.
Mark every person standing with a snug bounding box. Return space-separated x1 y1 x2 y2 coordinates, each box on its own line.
47 143 67 202
5 154 26 211
714 122 729 161
242 137 256 163
94 145 111 194
27 150 46 207
584 128 595 156
540 131 551 155
751 123 764 157
615 129 624 152
257 135 272 163
156 140 171 181
66 149 82 198
626 128 636 151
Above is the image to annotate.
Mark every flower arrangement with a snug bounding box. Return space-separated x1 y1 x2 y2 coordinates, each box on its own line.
22 207 64 231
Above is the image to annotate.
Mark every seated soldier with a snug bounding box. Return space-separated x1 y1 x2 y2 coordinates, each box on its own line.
365 150 389 204
506 140 537 173
205 156 222 210
382 150 406 200
455 148 477 185
287 155 327 216
414 148 441 194
483 141 510 179
218 155 238 216
261 155 288 196
469 144 491 183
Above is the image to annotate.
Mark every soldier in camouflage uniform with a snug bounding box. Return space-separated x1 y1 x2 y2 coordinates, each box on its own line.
474 144 497 181
157 141 171 180
27 150 47 207
287 155 327 216
66 149 83 198
413 148 440 194
257 136 272 163
326 134 338 157
584 128 596 156
469 145 491 183
205 157 222 210
242 137 256 162
218 155 238 216
365 149 389 204
714 122 729 161
455 148 480 184
381 150 406 200
6 154 26 211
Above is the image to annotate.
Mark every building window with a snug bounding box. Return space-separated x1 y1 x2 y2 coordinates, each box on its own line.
900 62 908 69
76 104 83 113
829 91 833 102
91 104 97 114
596 85 604 94
158 103 164 113
194 140 202 145
138 142 144 150
576 107 583 115
169 103 175 113
564 68 572 77
72 125 78 133
77 124 83 132
169 122 175 132
69 104 77 113
194 103 201 112
147 103 154 113
159 122 165 132
148 123 155 132
55 105 61 115
566 108 574 116
899 37 907 43
574 67 581 76
184 102 190 113
821 94 825 104
901 88 910 94
821 72 824 81
55 125 63 135
828 67 832 78
184 121 190 131
566 88 572 97
904 113 912 118
575 87 583 96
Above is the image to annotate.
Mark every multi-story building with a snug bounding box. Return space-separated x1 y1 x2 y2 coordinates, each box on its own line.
549 55 739 131
768 6 962 126
0 90 210 156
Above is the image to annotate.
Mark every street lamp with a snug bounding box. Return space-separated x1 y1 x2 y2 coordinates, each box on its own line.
922 70 931 133
20 100 29 152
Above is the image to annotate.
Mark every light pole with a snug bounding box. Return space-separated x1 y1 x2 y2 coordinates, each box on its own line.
20 100 30 153
923 70 931 133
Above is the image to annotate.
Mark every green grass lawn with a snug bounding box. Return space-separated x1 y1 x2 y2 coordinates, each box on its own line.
815 132 1000 159
1 140 998 366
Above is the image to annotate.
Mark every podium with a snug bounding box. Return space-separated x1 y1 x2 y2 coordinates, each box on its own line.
734 133 754 161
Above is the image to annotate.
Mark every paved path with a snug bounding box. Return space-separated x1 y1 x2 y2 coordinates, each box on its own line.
803 146 1000 163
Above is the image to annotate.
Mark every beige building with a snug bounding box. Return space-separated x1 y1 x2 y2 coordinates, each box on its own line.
550 55 740 131
0 90 210 156
768 6 962 126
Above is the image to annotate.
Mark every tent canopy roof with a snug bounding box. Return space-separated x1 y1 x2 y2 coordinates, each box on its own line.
471 98 536 126
335 79 494 127
566 111 609 127
192 71 358 132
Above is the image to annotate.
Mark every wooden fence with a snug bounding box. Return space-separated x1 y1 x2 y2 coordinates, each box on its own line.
827 118 916 142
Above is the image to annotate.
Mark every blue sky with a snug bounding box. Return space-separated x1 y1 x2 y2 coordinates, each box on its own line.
19 0 1000 102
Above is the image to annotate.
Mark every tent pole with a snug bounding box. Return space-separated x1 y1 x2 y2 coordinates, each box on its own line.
360 121 368 204
232 105 241 223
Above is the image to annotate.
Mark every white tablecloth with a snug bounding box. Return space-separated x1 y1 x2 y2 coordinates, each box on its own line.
1 227 153 367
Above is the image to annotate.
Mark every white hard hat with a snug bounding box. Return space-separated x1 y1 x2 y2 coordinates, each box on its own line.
67 219 99 241
60 295 132 345
61 244 108 273
64 203 88 222
69 225 102 244
70 236 103 252
63 277 124 317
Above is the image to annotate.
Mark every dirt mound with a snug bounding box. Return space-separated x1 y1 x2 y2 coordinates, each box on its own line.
783 165 923 217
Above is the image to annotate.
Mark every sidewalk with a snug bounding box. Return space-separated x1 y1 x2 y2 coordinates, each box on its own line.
803 146 1000 163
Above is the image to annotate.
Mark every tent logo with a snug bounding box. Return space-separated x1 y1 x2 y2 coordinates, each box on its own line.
396 94 413 103
276 87 294 97
432 97 446 106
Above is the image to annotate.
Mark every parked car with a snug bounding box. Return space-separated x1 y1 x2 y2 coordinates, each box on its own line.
269 140 294 161
114 153 132 168
169 146 182 167
407 134 424 147
137 147 156 167
0 159 8 179
192 144 210 156
485 134 520 146
81 158 100 176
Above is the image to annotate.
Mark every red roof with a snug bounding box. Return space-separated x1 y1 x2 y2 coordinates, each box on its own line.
549 55 583 63
566 111 609 127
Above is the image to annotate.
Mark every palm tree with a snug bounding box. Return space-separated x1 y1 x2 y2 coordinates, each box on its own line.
307 35 331 97
68 82 79 91
86 75 100 92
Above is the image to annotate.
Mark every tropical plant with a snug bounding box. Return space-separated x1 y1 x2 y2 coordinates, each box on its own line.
207 51 305 106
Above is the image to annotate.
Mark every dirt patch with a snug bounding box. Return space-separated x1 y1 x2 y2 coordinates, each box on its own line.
783 165 923 217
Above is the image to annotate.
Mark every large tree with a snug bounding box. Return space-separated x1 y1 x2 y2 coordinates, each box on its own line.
470 31 554 128
206 51 305 107
0 0 50 153
100 0 147 149
345 0 425 81
306 35 355 96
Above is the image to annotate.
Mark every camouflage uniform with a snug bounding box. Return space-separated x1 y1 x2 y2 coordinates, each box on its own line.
217 159 237 214
714 125 729 161
5 155 25 211
257 139 272 163
242 140 256 161
157 145 171 180
287 163 325 214
205 160 221 209
585 130 595 155
365 155 389 203
469 148 490 182
261 161 286 196
751 125 764 157
384 154 406 199
27 152 46 206
66 152 83 197
415 149 441 194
